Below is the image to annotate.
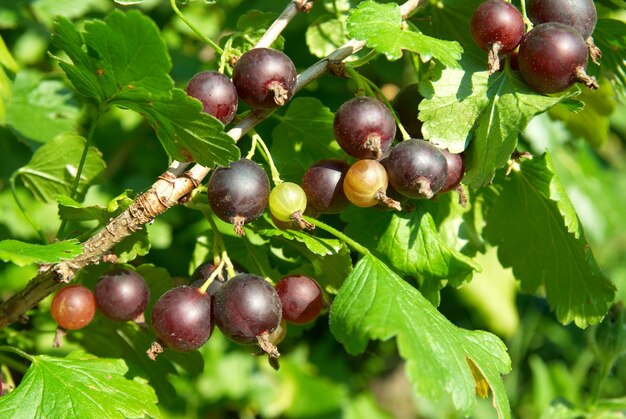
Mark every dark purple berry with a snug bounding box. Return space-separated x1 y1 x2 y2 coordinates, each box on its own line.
527 0 597 40
185 71 238 125
232 48 297 109
150 286 212 352
471 0 525 54
518 22 597 93
95 270 150 322
213 274 282 344
275 275 324 324
383 139 448 199
439 150 465 193
207 159 270 235
392 83 423 139
301 159 351 214
333 97 396 160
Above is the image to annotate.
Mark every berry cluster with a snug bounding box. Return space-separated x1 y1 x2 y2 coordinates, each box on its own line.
471 0 599 93
148 263 324 360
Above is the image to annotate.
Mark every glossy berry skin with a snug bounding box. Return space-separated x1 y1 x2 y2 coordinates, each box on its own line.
151 286 212 352
392 83 423 139
190 262 230 296
232 48 297 109
207 159 270 234
269 182 308 222
439 150 465 193
95 270 150 322
275 275 324 324
213 274 282 344
518 23 589 93
51 285 96 330
334 97 396 160
528 0 596 40
301 159 350 214
470 0 525 54
383 139 448 199
185 71 238 125
343 159 389 208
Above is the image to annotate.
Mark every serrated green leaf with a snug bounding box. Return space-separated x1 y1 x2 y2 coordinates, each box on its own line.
0 351 160 418
346 1 462 67
0 34 19 73
271 97 344 182
0 239 82 266
51 10 171 104
420 67 575 188
330 253 511 418
257 227 343 256
306 16 348 58
343 205 480 289
57 195 111 223
483 153 616 327
6 70 80 143
16 133 105 202
593 19 626 98
119 89 240 167
232 10 283 51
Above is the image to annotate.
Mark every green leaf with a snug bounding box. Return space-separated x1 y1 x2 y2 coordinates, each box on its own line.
343 205 480 288
119 89 240 167
6 70 80 143
483 153 616 327
271 97 344 182
306 16 348 58
257 227 344 257
232 10 284 51
0 351 160 418
57 195 111 224
0 239 82 266
115 228 150 264
51 10 172 104
419 67 576 187
16 133 105 202
593 18 626 98
346 1 462 68
330 253 511 418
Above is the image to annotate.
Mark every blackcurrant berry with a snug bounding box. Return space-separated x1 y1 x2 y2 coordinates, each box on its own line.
95 270 150 322
438 150 465 193
383 139 448 199
301 159 350 214
392 83 423 139
232 48 297 109
213 274 282 345
343 159 401 210
518 22 598 93
190 262 228 296
333 97 396 160
527 0 597 40
150 286 212 352
207 159 270 235
275 275 324 324
185 71 238 125
470 0 525 73
51 285 96 330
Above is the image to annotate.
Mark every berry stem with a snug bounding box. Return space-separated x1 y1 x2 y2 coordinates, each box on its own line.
0 346 34 362
198 259 225 294
254 0 315 49
518 0 534 31
250 130 283 185
303 216 370 256
169 0 224 55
